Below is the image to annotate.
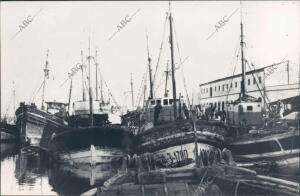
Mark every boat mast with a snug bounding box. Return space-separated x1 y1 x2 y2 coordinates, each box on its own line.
68 79 73 115
164 61 170 97
13 81 16 113
146 32 154 99
95 49 99 101
130 73 134 109
88 37 94 126
169 5 177 120
240 6 246 97
81 50 86 101
41 50 49 110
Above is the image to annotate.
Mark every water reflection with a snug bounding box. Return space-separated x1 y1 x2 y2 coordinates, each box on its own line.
1 143 56 195
48 161 123 195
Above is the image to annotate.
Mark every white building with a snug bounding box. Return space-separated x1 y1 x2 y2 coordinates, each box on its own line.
198 61 299 111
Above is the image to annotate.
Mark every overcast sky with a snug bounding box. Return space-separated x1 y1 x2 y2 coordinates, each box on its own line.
1 1 299 116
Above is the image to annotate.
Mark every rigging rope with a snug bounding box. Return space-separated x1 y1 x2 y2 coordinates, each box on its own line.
152 13 169 94
30 80 45 103
172 18 191 108
225 35 241 104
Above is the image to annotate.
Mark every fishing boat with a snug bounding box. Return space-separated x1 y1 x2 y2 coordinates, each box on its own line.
208 8 300 178
49 44 133 165
1 119 19 142
134 4 226 169
1 83 19 142
15 51 68 151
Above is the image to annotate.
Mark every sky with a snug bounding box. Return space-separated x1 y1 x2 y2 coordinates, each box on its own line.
1 1 299 116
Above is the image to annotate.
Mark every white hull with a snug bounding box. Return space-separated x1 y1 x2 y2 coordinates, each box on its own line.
57 146 126 165
149 142 219 168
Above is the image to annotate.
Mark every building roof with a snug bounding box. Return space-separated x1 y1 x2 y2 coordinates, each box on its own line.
199 60 289 87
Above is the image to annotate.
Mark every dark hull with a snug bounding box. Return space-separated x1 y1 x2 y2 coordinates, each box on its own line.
0 122 19 142
227 130 300 181
48 125 134 164
67 113 109 127
15 104 67 150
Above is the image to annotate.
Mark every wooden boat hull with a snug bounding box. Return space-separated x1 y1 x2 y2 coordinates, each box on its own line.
228 130 300 180
150 142 220 168
15 104 66 150
49 126 133 165
89 166 299 196
136 120 226 168
0 122 19 142
57 146 125 165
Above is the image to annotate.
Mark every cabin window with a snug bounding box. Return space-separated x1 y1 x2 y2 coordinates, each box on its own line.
157 100 161 105
235 82 237 88
151 100 156 105
247 106 253 111
169 99 173 105
163 99 168 105
258 76 262 83
248 79 250 85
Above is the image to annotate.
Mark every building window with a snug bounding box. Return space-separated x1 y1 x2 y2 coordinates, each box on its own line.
258 76 262 84
163 99 168 105
218 86 220 91
230 83 232 88
222 85 224 91
235 82 237 88
253 78 256 84
215 86 217 91
226 84 228 89
248 79 250 85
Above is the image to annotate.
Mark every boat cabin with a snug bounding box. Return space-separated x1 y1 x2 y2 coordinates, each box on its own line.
72 100 115 115
143 97 186 124
227 99 263 127
46 102 68 117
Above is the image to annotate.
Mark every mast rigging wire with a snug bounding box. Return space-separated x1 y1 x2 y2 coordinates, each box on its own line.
152 13 169 95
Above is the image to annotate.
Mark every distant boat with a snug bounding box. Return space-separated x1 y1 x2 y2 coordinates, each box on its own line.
133 5 226 169
1 119 19 142
49 46 133 165
15 51 68 151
